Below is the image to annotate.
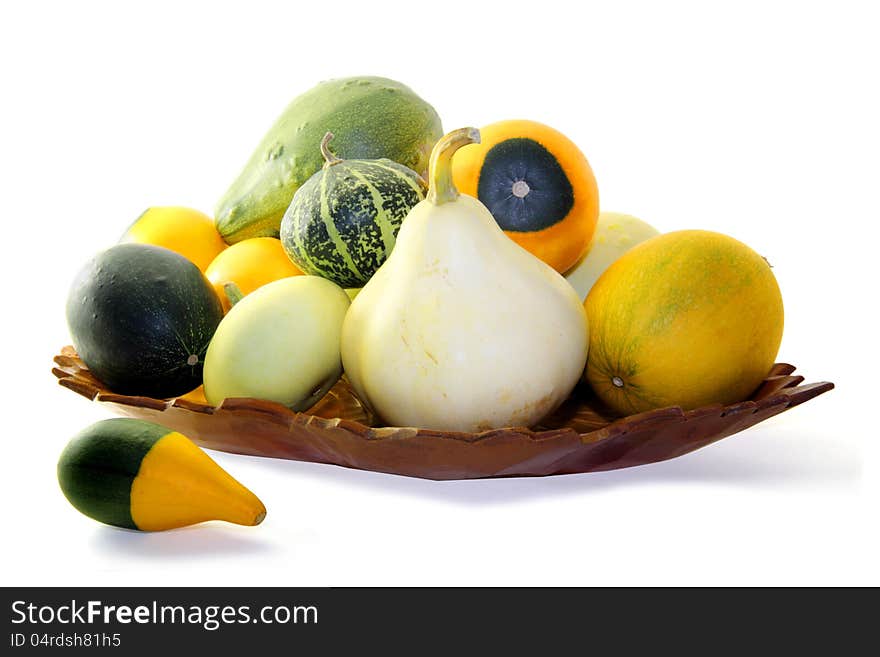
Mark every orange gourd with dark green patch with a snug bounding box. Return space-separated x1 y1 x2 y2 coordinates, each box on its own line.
451 120 599 273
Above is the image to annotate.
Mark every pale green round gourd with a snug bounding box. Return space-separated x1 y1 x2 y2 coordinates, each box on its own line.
203 276 350 411
564 212 660 301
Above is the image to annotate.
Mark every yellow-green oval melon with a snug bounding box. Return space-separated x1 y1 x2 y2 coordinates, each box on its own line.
584 229 784 415
203 276 350 411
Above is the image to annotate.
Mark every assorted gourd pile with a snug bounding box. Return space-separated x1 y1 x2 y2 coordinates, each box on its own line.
58 76 785 531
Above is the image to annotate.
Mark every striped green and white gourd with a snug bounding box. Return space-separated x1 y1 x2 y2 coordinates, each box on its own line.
280 132 427 288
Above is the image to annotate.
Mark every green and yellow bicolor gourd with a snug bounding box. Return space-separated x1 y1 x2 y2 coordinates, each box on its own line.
58 419 266 531
451 119 599 274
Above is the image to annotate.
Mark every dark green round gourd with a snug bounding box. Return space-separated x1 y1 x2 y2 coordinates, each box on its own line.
66 243 223 398
280 132 426 288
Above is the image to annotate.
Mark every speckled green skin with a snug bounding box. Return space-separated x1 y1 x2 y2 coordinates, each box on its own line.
57 419 169 530
215 77 443 244
65 244 223 398
280 158 426 288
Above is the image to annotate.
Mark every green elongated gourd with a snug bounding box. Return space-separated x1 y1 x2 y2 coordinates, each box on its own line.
280 132 427 288
58 419 266 531
66 243 224 398
215 76 443 244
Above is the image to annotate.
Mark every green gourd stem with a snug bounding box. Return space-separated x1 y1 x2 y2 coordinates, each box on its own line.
224 282 245 307
320 132 343 167
427 127 481 205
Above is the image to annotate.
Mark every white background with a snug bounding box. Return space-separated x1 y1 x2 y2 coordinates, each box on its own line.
1 0 876 586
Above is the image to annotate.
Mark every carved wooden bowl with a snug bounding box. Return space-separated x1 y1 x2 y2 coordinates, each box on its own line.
53 346 833 480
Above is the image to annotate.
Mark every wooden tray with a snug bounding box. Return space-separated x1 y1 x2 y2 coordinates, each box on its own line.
53 346 833 480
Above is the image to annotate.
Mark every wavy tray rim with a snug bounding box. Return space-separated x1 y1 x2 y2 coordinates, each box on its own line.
53 346 835 480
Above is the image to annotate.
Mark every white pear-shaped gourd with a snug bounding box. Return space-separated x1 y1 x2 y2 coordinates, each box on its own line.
341 128 589 432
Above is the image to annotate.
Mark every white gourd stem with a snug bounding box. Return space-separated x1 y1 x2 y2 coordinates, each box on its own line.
427 127 481 205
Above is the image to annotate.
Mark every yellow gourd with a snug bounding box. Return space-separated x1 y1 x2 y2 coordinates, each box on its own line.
121 206 227 273
205 237 303 312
